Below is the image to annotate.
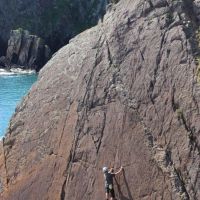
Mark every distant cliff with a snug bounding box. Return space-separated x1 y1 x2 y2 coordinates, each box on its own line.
0 0 200 199
0 0 107 55
0 0 108 70
0 29 51 71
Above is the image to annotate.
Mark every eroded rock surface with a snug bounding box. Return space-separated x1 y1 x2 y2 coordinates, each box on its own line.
0 0 200 199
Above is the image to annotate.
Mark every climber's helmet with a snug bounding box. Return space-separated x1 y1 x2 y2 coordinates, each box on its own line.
102 166 108 173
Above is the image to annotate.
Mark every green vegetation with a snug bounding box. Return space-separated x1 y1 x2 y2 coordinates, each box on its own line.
111 64 119 68
15 27 23 33
196 65 200 84
3 0 106 52
176 108 183 120
195 29 200 84
194 56 200 65
41 0 70 26
196 28 200 48
10 0 85 35
40 0 100 34
195 57 200 84
172 0 182 2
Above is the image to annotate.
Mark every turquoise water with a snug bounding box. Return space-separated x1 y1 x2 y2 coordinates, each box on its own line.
0 74 37 138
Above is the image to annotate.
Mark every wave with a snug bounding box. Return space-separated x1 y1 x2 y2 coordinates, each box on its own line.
0 68 36 76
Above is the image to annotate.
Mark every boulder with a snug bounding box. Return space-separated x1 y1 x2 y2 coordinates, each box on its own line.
0 0 200 199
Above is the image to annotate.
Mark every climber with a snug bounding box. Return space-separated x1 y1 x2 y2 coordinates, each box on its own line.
102 166 123 200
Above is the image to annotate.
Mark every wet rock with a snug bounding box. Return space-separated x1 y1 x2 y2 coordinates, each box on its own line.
0 0 199 199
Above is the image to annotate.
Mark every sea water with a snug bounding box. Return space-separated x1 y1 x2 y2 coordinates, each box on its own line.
0 70 37 138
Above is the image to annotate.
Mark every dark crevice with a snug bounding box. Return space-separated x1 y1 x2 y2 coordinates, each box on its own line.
148 31 167 103
173 168 190 200
178 111 200 154
60 151 73 200
148 0 153 8
180 113 190 132
60 32 107 197
139 49 145 61
106 40 113 66
79 34 104 111
171 86 179 112
192 86 200 115
60 178 66 200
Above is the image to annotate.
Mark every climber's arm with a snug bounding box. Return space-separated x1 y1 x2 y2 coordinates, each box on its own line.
109 166 123 175
114 166 123 175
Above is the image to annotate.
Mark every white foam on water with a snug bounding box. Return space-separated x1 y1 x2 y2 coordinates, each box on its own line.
0 68 36 76
10 68 36 74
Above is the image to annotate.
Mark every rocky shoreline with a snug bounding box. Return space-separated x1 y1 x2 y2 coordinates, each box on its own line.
0 29 51 72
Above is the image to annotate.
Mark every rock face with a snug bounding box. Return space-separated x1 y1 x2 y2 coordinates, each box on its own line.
3 29 51 71
0 56 10 69
0 0 108 55
0 0 200 199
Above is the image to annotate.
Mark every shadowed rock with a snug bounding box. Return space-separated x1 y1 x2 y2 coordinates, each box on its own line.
4 29 51 71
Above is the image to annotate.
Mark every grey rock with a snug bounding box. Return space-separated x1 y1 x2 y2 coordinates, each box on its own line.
6 29 51 71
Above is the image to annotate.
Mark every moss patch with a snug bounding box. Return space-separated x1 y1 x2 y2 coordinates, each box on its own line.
194 56 200 84
196 67 200 83
176 108 183 119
